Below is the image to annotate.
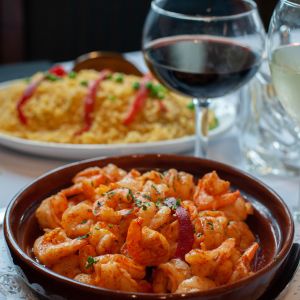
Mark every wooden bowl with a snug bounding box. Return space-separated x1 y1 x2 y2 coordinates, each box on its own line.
4 154 294 300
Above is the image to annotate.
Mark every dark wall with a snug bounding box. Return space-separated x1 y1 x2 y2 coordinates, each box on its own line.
24 0 152 62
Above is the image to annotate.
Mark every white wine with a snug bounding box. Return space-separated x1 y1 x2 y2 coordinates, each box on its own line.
270 44 300 124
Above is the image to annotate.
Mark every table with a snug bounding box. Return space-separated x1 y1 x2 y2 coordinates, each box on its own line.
0 53 299 299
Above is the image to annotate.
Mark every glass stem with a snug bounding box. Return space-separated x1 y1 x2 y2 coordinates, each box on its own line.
193 98 210 158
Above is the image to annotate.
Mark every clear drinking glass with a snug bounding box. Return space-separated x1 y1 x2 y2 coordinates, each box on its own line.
268 0 300 220
142 0 266 157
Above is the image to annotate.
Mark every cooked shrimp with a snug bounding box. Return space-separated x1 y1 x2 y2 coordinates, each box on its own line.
61 202 95 238
78 244 97 274
149 206 172 230
175 276 216 293
51 254 81 278
153 259 191 293
88 223 120 255
116 169 143 192
74 273 95 285
33 228 88 266
95 254 145 279
164 169 195 200
35 193 68 229
185 238 236 278
193 211 229 250
126 217 170 266
61 180 95 200
142 180 169 202
140 170 165 184
228 242 259 283
220 196 253 221
226 221 255 250
94 261 139 292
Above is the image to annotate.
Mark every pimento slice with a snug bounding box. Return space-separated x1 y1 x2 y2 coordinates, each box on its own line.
76 69 111 135
174 206 194 260
17 75 45 125
48 65 67 77
123 73 153 126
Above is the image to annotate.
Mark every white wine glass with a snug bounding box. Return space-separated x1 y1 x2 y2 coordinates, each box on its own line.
268 0 300 221
142 0 266 157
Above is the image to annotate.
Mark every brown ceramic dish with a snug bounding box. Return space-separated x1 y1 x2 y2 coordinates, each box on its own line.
73 51 143 75
4 154 294 300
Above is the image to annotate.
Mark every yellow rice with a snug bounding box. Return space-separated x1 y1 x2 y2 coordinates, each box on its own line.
0 70 194 144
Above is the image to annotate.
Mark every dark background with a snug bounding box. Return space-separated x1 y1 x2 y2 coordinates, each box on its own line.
0 0 278 65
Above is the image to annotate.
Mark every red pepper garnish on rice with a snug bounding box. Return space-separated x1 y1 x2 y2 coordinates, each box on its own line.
123 73 153 126
48 65 67 77
17 76 45 125
174 206 194 260
76 69 111 135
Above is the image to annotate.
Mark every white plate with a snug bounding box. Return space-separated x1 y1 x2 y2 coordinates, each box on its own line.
0 80 236 160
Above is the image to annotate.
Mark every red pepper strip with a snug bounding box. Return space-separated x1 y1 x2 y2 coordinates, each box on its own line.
76 69 111 135
17 76 45 124
174 206 194 260
158 100 167 113
48 65 67 77
123 73 153 126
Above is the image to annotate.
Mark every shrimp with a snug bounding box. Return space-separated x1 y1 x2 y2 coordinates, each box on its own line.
78 244 97 274
153 259 191 293
164 169 195 200
181 200 198 221
61 180 95 201
95 254 145 279
74 273 95 285
159 220 179 258
142 180 169 202
220 196 253 221
126 217 170 266
226 221 255 250
149 206 172 230
61 202 95 238
185 238 236 278
116 169 143 192
193 172 240 211
94 261 139 292
33 228 88 266
228 242 259 284
35 193 68 229
51 254 81 278
88 223 120 255
175 276 216 293
140 170 165 184
193 211 229 250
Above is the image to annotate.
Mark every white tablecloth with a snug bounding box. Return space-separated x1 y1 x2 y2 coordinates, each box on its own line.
0 52 299 299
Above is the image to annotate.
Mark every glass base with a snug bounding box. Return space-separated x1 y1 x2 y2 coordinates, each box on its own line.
242 147 300 177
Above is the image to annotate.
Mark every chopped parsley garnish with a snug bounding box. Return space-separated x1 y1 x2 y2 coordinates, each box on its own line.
77 233 90 240
146 82 167 99
45 73 60 81
142 194 151 200
85 256 98 269
132 82 140 90
114 73 124 83
80 80 89 86
151 184 159 193
196 232 203 238
68 71 77 79
81 219 88 224
187 102 195 110
164 197 181 210
207 221 214 230
108 95 116 101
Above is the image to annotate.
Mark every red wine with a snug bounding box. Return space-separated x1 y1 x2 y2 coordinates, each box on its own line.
144 35 261 98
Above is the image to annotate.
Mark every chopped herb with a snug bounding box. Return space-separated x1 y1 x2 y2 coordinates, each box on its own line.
95 226 100 230
108 95 116 101
97 201 102 207
196 232 203 238
81 219 88 224
132 82 140 90
68 71 77 79
187 102 195 110
151 184 159 193
77 233 90 240
106 74 113 80
114 73 124 83
164 197 181 210
125 209 133 216
155 201 162 208
85 256 98 269
127 189 135 201
80 80 89 87
146 82 167 99
207 221 214 230
107 191 116 198
142 194 151 200
142 204 148 211
24 77 31 83
45 73 60 81
108 224 113 228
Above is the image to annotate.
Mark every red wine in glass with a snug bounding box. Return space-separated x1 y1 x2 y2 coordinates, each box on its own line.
144 35 261 98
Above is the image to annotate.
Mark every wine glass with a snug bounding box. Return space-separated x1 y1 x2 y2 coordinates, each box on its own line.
142 0 266 157
268 0 300 221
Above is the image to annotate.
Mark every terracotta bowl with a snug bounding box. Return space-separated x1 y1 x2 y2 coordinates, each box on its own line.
4 154 294 300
